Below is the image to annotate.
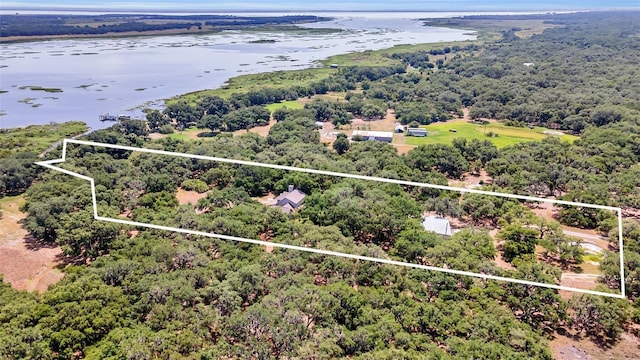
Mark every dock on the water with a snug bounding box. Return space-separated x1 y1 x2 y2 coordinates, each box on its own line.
99 113 131 122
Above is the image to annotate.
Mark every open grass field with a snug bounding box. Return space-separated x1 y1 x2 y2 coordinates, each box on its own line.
164 127 212 141
0 121 89 157
321 40 477 67
404 120 578 148
265 100 304 112
174 67 336 105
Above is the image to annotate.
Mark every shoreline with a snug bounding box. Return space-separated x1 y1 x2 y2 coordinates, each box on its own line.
1 22 477 130
2 39 464 132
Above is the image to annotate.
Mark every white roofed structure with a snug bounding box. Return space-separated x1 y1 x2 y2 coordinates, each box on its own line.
422 216 452 237
352 130 393 143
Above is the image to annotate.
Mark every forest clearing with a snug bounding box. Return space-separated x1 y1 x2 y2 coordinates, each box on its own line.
0 195 63 293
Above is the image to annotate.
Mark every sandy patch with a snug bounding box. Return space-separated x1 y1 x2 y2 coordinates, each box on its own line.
543 130 565 136
530 201 558 222
391 143 415 155
550 331 640 360
176 188 209 206
148 132 167 140
319 122 339 144
448 170 493 189
558 273 600 300
0 195 64 293
622 208 640 221
233 119 275 138
373 109 398 131
182 129 212 140
254 192 277 206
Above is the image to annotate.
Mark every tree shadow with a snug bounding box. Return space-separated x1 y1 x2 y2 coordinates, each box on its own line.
23 233 58 251
558 328 622 350
568 265 584 273
54 252 86 267
589 334 619 350
197 131 219 138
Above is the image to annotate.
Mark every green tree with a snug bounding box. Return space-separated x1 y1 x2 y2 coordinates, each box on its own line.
390 219 440 262
197 95 230 117
146 109 169 131
164 100 198 130
361 103 385 120
181 179 209 193
539 222 585 268
203 114 223 132
600 250 640 303
272 106 288 122
405 144 469 179
333 133 350 155
0 152 39 196
569 290 631 345
499 224 538 262
503 262 566 332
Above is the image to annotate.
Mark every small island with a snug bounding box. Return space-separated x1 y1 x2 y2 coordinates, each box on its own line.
248 39 277 44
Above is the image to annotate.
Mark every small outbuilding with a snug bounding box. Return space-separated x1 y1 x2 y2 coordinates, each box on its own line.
407 128 427 137
395 124 406 133
422 216 452 237
352 130 393 143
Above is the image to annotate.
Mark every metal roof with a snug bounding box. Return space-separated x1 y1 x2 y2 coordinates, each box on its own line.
422 216 452 236
352 130 393 138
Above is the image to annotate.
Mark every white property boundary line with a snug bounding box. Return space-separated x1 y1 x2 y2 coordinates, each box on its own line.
35 139 626 299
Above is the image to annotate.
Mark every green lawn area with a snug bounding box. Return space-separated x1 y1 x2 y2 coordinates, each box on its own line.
173 67 335 106
265 100 304 112
0 121 89 157
166 132 191 141
320 40 477 67
164 127 213 141
404 121 578 148
0 194 25 215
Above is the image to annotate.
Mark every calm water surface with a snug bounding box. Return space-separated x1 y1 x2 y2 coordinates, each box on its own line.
0 12 477 129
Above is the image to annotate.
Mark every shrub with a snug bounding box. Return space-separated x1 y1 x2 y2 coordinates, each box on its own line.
181 179 209 193
159 124 175 134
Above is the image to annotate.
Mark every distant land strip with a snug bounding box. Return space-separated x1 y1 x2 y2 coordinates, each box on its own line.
0 14 333 43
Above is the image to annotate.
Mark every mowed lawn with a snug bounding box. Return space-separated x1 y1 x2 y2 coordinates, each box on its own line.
265 100 304 112
404 121 578 148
